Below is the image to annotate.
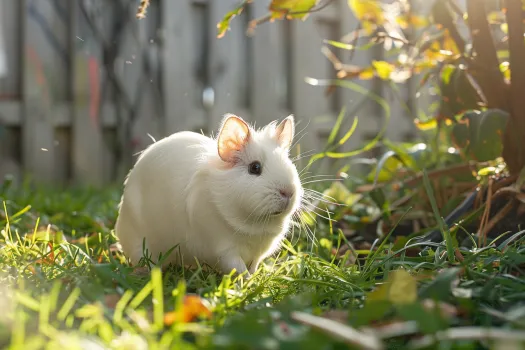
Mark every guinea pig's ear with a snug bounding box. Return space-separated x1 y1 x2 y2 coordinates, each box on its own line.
217 114 251 163
275 115 295 149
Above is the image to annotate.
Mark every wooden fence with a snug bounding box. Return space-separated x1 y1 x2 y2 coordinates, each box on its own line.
0 0 431 187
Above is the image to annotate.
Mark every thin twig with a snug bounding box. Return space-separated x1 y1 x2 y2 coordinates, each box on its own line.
479 199 515 247
136 0 150 19
477 177 493 246
465 0 508 110
355 161 485 193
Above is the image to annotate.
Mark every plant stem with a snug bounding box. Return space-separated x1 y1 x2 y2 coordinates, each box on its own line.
465 0 508 110
503 0 525 174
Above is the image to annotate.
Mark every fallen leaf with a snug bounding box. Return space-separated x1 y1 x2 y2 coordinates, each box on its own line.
368 268 417 305
421 299 458 319
164 295 212 325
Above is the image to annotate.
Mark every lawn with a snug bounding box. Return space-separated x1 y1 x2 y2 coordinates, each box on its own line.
1 174 524 350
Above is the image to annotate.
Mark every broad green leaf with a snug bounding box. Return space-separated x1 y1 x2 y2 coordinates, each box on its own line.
438 65 484 119
396 303 448 334
217 1 248 39
419 267 461 301
349 301 392 327
473 109 508 161
269 0 318 20
452 109 509 162
367 150 403 184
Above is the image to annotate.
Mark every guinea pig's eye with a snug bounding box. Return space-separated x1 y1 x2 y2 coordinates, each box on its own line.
248 161 262 175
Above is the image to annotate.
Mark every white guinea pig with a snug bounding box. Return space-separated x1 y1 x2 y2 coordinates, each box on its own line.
114 114 303 276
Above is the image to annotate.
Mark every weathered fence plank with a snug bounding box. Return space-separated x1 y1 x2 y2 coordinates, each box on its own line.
251 1 286 126
21 0 56 183
209 0 245 129
70 0 106 186
161 0 206 134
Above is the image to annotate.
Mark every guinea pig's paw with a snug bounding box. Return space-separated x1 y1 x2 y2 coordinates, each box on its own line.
218 256 249 276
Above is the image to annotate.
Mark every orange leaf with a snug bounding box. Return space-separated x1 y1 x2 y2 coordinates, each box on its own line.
164 295 212 326
442 29 460 56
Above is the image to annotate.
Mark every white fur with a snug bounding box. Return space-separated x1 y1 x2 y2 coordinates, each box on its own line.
114 115 303 275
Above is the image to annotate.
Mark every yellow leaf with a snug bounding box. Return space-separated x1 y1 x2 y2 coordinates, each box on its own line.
322 181 361 206
372 60 394 80
414 117 453 131
500 61 510 81
348 0 384 33
423 40 442 62
367 268 417 305
269 0 318 20
396 14 429 29
358 66 376 80
442 29 461 56
164 295 212 325
413 60 437 73
415 118 437 131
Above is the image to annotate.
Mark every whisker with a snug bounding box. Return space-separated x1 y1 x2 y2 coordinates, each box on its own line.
300 174 338 181
290 119 311 150
297 207 318 245
302 178 343 185
291 150 318 163
303 190 341 205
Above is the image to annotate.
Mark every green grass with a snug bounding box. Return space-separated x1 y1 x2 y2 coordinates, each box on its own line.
1 181 524 350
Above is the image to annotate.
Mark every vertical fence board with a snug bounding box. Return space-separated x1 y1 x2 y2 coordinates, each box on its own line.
0 0 22 97
70 1 105 186
208 0 244 129
251 1 284 125
128 3 163 157
21 0 55 183
161 0 204 134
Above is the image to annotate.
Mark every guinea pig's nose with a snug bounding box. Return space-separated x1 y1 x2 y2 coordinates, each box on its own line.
279 189 294 199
